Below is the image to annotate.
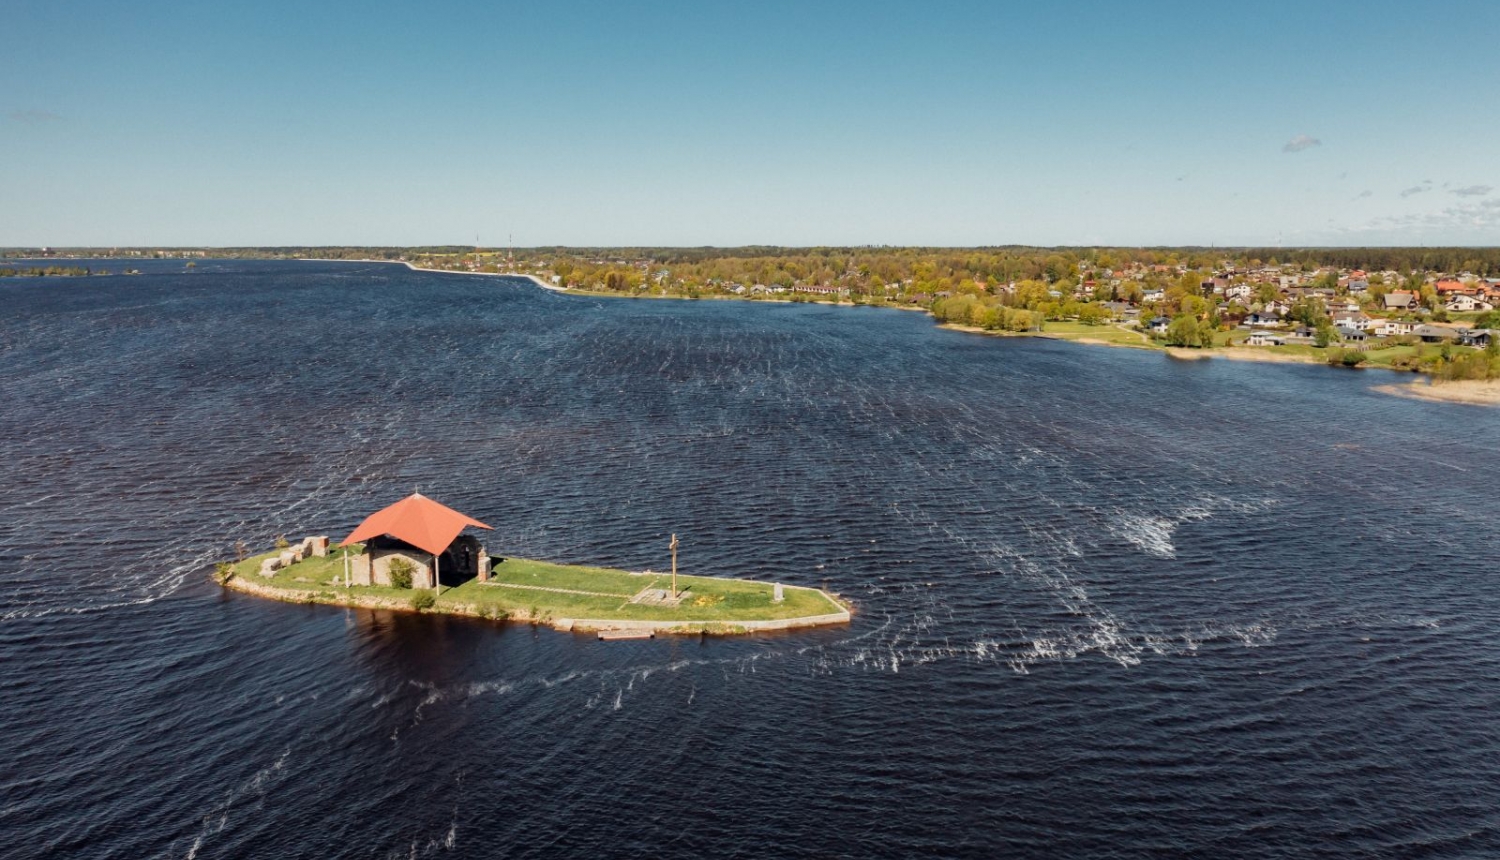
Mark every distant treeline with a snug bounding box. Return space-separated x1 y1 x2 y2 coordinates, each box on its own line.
7 246 1500 277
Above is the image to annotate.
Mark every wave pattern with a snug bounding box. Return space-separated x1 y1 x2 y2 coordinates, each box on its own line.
3 260 1500 858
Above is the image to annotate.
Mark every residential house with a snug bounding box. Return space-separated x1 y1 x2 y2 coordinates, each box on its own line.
1337 326 1368 343
1147 316 1172 335
1376 319 1416 337
1332 311 1377 331
1244 310 1282 327
1412 324 1459 343
1246 331 1285 346
1446 293 1493 312
1384 291 1418 311
1460 329 1493 348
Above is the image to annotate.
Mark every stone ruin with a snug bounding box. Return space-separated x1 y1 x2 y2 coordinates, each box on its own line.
257 535 330 577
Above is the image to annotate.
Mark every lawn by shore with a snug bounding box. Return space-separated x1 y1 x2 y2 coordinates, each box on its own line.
220 549 851 635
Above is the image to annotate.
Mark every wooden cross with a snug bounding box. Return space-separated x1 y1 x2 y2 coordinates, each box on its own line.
669 533 679 598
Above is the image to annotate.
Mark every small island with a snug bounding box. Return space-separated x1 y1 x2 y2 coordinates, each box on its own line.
216 493 850 637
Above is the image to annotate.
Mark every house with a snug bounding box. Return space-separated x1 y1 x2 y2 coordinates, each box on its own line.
1460 328 1493 348
1434 279 1469 295
1385 291 1418 311
1332 311 1377 331
1446 293 1492 312
1245 310 1282 327
1246 331 1285 346
341 493 493 589
1376 319 1416 337
1412 324 1459 343
1265 299 1293 315
1147 316 1172 335
793 284 842 297
1225 283 1254 301
1337 326 1368 343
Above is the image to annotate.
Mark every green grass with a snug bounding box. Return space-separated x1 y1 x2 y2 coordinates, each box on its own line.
1039 321 1159 348
228 551 844 622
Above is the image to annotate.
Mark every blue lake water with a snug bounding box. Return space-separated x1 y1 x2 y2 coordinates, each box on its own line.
2 259 1498 858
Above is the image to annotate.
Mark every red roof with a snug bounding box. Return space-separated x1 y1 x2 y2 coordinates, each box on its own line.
339 493 492 556
1434 279 1468 293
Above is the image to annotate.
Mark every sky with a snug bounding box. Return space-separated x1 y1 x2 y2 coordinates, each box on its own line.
3 0 1498 247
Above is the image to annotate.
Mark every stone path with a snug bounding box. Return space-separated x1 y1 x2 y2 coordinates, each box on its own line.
479 581 633 598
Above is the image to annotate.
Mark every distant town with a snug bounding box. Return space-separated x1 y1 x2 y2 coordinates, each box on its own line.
8 244 1500 383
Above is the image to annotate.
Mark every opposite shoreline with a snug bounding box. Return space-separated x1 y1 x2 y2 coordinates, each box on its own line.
303 259 1496 407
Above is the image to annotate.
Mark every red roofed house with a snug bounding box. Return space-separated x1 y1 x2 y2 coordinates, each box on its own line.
339 493 493 589
1434 279 1470 295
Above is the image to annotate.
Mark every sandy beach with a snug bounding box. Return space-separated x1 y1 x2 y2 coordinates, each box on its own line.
1164 346 1321 365
1374 378 1500 407
302 258 566 292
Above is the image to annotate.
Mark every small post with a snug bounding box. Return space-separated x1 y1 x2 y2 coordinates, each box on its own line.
433 552 441 595
669 534 679 598
343 548 350 588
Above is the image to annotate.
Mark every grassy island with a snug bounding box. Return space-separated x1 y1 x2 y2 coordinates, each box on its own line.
218 547 851 636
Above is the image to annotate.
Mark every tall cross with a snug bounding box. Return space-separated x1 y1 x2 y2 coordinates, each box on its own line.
669 533 679 598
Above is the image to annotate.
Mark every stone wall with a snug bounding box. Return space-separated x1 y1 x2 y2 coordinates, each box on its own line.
350 543 433 588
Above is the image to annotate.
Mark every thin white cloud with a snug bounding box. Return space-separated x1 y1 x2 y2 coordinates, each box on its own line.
1331 197 1500 242
1399 185 1430 198
1283 134 1321 153
1353 190 1372 200
9 109 62 124
1452 185 1493 197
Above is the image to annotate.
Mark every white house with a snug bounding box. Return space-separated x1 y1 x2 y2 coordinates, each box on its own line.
1376 319 1416 337
1332 312 1378 331
1446 293 1493 312
1246 331 1285 346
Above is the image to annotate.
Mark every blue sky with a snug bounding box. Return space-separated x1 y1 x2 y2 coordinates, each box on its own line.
4 0 1498 247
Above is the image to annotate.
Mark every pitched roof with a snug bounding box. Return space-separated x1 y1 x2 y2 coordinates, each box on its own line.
339 493 492 556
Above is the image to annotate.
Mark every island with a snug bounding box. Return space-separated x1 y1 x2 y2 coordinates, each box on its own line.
215 493 850 638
